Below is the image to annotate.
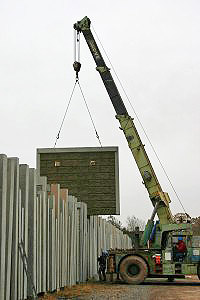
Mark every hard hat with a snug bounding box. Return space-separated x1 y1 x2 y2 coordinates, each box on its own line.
178 236 183 241
102 250 108 256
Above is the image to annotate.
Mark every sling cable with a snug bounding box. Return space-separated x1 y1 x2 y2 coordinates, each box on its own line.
54 29 102 148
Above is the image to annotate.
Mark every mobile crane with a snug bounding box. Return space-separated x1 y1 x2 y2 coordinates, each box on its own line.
74 16 200 284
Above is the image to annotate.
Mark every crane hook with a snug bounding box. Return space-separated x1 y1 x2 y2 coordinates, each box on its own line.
73 61 81 80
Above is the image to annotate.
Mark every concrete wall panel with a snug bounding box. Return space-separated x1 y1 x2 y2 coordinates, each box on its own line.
0 153 132 299
0 154 7 300
5 158 15 300
10 158 19 300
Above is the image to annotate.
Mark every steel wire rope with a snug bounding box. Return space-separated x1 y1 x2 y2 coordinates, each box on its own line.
74 30 80 62
74 29 102 147
54 30 102 148
91 24 187 214
77 80 102 147
54 80 78 148
74 29 76 61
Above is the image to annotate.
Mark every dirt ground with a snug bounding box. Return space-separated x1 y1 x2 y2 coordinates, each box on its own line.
40 276 200 300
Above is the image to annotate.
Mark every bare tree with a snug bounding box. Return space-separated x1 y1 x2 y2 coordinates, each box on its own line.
126 215 145 231
106 215 123 231
191 216 200 235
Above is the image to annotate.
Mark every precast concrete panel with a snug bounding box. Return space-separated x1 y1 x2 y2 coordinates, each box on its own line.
102 218 106 252
68 195 77 286
5 159 15 300
76 204 80 283
19 164 29 299
37 175 48 292
55 219 58 289
86 217 89 280
94 216 98 275
0 154 7 300
47 199 50 291
64 195 68 285
52 194 56 291
66 214 71 286
36 193 41 293
88 216 93 279
60 189 68 286
42 192 47 292
0 152 132 297
50 184 60 289
59 201 63 288
79 202 87 282
27 168 37 298
37 147 120 216
10 158 19 300
37 190 47 293
48 194 56 292
20 207 25 299
61 199 65 287
18 191 22 300
73 197 78 285
68 197 73 286
89 216 98 278
82 203 88 282
78 204 82 282
97 217 101 257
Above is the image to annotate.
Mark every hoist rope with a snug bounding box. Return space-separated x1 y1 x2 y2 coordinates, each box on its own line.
54 80 77 148
77 80 102 147
91 25 187 214
74 30 80 62
74 30 76 61
54 29 102 148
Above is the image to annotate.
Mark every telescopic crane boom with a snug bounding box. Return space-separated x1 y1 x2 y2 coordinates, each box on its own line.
74 16 173 225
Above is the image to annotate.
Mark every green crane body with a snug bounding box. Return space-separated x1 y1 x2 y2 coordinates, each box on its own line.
74 16 200 284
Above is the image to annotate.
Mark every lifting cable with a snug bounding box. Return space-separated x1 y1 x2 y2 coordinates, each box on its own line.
73 28 102 147
54 29 102 148
54 77 102 148
77 80 102 147
54 80 78 148
74 29 80 63
91 24 187 214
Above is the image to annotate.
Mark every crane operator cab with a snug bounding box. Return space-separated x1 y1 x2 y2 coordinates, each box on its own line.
173 236 187 262
162 232 189 263
160 232 196 277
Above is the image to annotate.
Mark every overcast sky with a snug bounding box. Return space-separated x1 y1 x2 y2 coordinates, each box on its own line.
0 0 200 225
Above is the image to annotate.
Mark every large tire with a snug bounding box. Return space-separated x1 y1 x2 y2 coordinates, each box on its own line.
119 255 148 284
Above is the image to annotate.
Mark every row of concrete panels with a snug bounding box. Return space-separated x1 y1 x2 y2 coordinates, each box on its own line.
0 154 132 300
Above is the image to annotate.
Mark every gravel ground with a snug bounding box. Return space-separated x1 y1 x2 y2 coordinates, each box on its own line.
41 276 200 300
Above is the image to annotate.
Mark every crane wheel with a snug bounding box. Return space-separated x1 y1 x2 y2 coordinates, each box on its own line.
119 255 148 284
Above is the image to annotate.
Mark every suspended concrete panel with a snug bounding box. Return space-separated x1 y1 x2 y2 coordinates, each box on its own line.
37 147 120 215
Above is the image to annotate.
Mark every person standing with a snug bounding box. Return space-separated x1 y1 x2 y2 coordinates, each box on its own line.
97 251 108 281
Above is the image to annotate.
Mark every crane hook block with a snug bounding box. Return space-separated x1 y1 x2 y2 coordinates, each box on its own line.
73 61 81 78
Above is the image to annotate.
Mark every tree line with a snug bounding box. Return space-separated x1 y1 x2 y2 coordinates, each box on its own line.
107 215 200 235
